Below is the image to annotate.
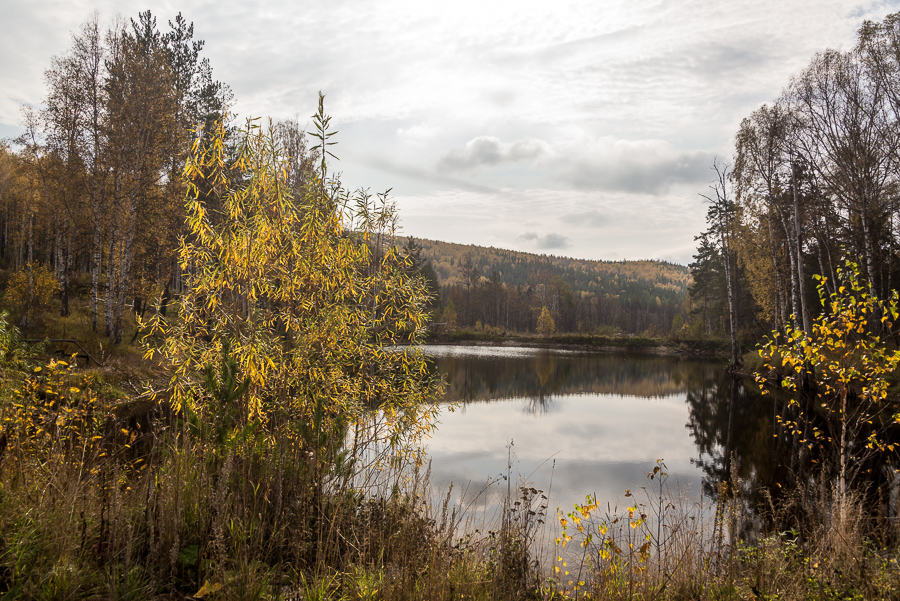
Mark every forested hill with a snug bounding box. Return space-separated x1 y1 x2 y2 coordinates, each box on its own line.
416 238 690 290
408 237 690 335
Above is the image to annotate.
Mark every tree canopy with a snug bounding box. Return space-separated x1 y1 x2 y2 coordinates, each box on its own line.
143 99 440 455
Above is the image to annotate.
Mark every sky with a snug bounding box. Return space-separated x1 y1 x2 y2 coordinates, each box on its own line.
3 0 900 265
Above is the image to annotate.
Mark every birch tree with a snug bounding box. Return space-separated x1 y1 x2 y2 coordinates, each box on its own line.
701 161 741 368
734 103 815 334
789 49 899 295
104 20 178 344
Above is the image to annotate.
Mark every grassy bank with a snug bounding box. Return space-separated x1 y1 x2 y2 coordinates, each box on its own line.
0 313 539 600
1 315 899 599
2 259 899 598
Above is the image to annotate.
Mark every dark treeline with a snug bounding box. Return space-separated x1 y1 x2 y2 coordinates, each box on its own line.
0 11 324 346
688 12 900 361
405 237 690 336
0 11 236 343
685 12 900 558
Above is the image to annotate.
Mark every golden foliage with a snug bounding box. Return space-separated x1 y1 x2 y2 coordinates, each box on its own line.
537 306 556 337
2 357 110 466
439 300 458 331
757 260 900 485
0 311 111 473
143 105 440 453
3 264 60 318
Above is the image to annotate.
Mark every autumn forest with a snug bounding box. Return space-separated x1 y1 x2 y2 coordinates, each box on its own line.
1 7 900 600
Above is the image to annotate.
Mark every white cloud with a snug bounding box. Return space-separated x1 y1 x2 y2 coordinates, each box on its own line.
437 136 550 172
396 123 441 144
393 187 707 264
432 134 714 195
556 136 715 195
517 231 569 250
2 0 896 261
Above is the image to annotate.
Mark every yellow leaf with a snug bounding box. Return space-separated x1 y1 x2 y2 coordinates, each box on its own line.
194 581 223 598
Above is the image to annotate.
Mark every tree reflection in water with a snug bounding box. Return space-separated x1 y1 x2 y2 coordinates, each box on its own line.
424 345 726 538
425 345 898 541
432 345 712 414
684 372 780 540
685 367 900 540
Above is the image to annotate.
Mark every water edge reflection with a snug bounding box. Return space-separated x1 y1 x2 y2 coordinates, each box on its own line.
422 346 753 535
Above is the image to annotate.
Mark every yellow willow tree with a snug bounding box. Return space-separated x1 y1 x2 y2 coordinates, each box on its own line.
143 97 440 463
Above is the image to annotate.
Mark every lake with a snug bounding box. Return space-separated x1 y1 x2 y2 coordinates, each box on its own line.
421 344 779 535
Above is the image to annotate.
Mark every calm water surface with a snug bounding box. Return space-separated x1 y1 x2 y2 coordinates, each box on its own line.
421 345 776 524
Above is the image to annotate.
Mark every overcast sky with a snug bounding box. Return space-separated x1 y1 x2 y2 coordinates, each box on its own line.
3 0 899 264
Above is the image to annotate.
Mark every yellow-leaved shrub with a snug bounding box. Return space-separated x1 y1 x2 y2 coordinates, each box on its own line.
142 97 441 463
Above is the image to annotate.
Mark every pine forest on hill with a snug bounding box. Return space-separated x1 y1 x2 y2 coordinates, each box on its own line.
404 237 690 336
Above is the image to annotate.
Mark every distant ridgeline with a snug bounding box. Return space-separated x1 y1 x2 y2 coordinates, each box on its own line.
400 237 690 335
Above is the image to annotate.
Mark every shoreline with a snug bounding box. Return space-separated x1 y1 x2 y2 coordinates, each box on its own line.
423 331 729 359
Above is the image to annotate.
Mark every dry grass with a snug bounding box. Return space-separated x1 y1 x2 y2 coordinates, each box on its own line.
1 307 900 600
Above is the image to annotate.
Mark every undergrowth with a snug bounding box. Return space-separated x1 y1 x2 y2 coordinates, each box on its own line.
1 309 899 600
